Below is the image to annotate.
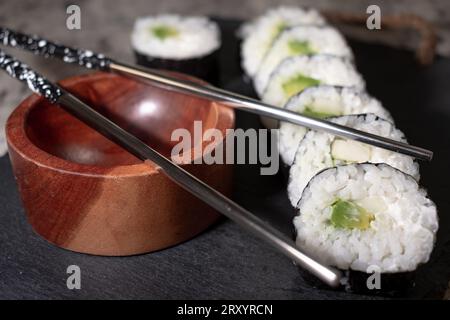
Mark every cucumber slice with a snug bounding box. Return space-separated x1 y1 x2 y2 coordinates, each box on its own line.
330 139 371 163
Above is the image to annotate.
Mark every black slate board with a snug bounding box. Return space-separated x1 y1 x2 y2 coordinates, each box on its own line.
0 19 449 299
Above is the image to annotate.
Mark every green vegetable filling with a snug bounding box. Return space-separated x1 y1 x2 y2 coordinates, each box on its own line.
302 105 338 119
288 40 316 55
282 74 320 97
151 25 179 40
330 199 374 230
275 22 287 36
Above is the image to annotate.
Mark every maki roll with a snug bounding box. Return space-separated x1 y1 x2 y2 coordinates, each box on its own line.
131 15 221 84
260 55 364 127
240 6 325 78
279 86 393 166
293 163 438 294
287 114 419 207
254 25 353 95
262 55 364 107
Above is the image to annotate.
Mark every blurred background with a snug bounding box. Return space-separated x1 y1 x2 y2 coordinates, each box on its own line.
0 0 448 155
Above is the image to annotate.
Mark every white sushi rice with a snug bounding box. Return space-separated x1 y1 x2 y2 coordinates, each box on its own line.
294 163 438 272
240 6 325 77
131 15 220 60
279 86 393 166
287 114 420 207
254 26 353 95
261 55 365 108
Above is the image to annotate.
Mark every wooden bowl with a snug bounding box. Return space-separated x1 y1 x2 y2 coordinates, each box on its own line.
6 72 234 256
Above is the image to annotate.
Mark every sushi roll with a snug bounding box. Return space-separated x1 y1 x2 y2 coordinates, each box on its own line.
260 55 364 128
293 163 438 294
240 6 325 78
287 114 419 207
254 25 353 95
279 86 393 166
262 55 364 107
131 15 221 84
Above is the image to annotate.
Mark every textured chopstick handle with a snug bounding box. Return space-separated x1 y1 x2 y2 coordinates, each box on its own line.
0 50 63 103
0 27 112 70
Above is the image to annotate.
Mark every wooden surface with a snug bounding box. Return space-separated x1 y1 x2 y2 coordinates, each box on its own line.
6 72 234 256
0 19 449 299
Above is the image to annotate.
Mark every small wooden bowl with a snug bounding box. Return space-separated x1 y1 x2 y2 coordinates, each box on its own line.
6 72 234 256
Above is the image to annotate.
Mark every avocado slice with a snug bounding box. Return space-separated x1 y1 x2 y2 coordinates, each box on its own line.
302 105 339 119
275 22 287 36
282 74 320 97
330 199 374 230
288 40 316 55
151 25 179 40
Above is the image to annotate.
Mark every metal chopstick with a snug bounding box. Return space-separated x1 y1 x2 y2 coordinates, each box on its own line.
0 27 433 161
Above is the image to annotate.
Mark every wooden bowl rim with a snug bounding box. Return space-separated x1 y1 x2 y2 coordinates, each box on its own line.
6 72 234 178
